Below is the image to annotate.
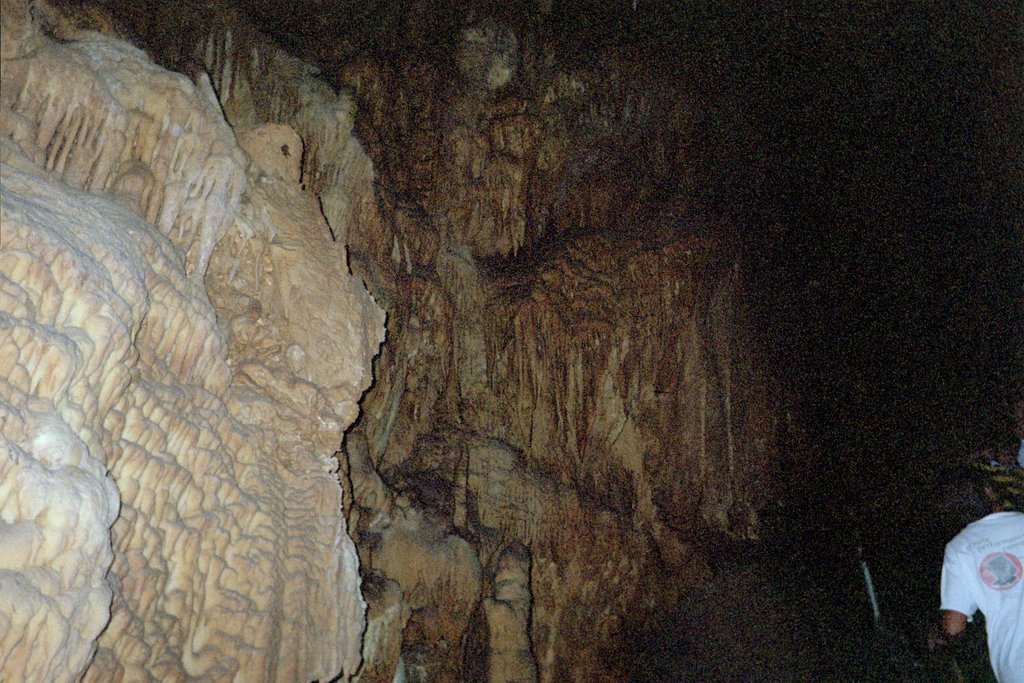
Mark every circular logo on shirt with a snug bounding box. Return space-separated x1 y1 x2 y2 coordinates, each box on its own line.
978 552 1023 591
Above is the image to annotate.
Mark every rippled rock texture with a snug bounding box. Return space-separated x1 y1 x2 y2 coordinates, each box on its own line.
0 3 384 680
3 2 791 680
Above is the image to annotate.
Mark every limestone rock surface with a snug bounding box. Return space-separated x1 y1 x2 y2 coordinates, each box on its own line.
3 3 792 680
170 10 785 679
328 23 784 679
482 543 538 683
1 9 383 682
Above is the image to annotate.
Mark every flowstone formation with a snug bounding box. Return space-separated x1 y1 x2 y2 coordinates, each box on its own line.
3 1 791 680
187 15 761 680
0 3 384 681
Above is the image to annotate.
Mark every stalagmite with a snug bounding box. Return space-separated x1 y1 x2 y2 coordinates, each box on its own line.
483 543 538 683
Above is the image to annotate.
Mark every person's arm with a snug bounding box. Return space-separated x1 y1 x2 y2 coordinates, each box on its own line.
931 541 977 650
929 610 968 650
941 609 968 637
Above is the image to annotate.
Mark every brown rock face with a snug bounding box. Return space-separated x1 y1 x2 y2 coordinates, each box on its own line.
322 15 782 680
482 543 538 683
2 3 789 681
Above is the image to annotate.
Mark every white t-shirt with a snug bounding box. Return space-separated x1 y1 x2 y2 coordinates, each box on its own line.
941 511 1024 683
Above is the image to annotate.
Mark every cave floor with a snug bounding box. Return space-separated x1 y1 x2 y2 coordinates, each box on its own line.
629 535 998 682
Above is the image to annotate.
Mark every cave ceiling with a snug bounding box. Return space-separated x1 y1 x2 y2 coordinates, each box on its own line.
80 0 791 253
118 0 1017 249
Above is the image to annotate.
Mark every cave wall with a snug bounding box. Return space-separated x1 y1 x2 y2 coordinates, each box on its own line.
191 10 782 680
331 22 786 679
2 1 791 681
0 2 383 680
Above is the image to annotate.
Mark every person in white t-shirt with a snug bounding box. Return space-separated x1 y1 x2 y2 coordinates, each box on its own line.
935 470 1024 683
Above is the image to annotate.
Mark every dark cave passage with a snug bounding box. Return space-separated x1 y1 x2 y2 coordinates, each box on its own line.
626 1 1024 679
